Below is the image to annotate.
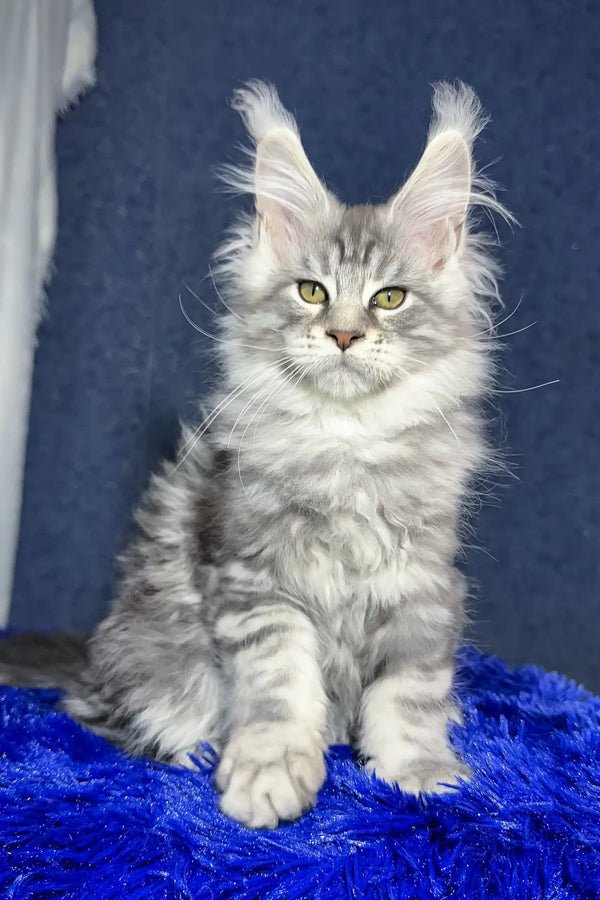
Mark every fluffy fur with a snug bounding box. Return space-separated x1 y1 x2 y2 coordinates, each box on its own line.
0 81 510 829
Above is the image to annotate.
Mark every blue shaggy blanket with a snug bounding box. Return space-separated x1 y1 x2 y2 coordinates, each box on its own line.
1 647 599 899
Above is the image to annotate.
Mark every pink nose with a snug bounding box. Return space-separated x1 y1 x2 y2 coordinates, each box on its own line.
326 330 364 352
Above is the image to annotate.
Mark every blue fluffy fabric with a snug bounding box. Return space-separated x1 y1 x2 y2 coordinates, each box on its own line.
1 647 599 899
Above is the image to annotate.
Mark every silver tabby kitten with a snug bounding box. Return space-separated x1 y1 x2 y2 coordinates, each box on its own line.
4 82 509 829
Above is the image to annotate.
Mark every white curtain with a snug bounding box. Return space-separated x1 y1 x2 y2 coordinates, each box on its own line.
0 0 97 623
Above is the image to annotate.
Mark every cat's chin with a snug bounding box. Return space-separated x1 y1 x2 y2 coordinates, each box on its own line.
309 360 394 402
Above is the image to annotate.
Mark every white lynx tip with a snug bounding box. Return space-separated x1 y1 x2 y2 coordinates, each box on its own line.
231 80 300 143
428 81 489 149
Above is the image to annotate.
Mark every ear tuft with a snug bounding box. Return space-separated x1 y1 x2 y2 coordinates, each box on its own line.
231 80 300 143
427 81 489 150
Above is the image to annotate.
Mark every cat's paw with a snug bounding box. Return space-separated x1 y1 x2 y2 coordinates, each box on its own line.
366 755 471 795
215 724 326 829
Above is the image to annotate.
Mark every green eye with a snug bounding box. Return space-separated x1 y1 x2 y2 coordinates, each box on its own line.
298 281 328 304
371 287 406 310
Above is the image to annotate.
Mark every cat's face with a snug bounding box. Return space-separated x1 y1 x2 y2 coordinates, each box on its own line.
218 82 501 402
238 204 473 401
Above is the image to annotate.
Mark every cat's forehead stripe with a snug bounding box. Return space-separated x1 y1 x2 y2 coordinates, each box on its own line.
328 225 381 270
362 239 376 268
334 236 346 265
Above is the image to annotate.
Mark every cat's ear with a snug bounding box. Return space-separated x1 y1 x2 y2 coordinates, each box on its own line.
253 129 330 257
229 82 332 258
390 132 471 271
388 83 485 273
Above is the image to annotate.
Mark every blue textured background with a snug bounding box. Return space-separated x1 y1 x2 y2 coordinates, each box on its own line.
2 648 600 899
11 1 600 688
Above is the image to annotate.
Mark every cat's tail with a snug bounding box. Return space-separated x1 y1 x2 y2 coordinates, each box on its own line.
0 632 88 694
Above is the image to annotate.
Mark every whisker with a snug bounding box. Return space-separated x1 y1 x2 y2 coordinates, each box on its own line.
236 362 313 495
182 270 245 324
173 364 288 473
428 397 461 447
483 321 537 341
492 379 559 395
208 264 245 323
236 372 298 495
174 387 263 473
226 360 300 450
182 280 219 322
396 362 462 447
473 293 525 338
252 360 314 442
178 293 280 353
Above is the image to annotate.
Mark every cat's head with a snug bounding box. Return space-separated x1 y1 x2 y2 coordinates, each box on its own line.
215 81 508 402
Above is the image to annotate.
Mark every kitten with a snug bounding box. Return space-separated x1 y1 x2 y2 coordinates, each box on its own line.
1 81 508 829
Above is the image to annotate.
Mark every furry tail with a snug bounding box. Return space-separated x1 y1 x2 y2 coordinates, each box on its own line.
0 632 88 693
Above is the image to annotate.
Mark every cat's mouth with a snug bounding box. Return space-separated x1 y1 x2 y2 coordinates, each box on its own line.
316 350 363 374
307 351 391 399
331 350 369 372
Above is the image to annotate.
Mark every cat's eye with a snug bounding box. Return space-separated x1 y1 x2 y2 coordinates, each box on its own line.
298 281 328 304
371 287 406 310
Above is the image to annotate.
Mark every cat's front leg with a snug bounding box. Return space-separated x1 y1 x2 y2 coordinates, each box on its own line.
213 566 328 828
359 572 470 794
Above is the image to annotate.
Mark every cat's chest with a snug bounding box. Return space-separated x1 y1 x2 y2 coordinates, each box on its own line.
221 416 448 602
258 423 414 513
261 437 413 601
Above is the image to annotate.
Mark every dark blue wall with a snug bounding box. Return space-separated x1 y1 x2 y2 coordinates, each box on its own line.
12 0 600 689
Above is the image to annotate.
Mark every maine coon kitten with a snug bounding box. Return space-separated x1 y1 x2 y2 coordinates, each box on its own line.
0 81 508 829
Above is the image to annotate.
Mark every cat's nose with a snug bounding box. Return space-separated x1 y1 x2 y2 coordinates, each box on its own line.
326 330 365 352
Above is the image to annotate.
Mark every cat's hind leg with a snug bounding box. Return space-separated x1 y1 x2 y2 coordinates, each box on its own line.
64 600 225 763
63 436 228 761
